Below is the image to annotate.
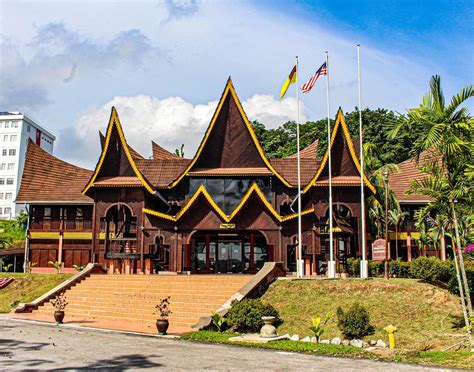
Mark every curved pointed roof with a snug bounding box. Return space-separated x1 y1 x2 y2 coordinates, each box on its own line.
83 107 154 194
16 140 93 203
151 141 182 160
168 78 292 188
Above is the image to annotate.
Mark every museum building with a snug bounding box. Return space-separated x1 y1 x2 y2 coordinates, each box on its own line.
16 79 375 275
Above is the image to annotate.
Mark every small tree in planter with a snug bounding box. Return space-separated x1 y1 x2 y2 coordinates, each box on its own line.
50 293 68 324
155 296 172 335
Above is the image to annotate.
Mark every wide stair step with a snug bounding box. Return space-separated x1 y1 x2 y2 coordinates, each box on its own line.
31 274 251 332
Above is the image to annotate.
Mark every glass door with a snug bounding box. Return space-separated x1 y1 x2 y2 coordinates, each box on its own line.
217 240 243 273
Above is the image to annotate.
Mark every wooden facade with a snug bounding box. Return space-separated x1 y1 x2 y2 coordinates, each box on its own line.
17 79 376 275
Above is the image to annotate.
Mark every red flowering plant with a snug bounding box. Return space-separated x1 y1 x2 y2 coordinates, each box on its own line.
464 244 474 260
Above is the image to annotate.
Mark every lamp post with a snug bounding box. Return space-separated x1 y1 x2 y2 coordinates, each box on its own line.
384 170 389 280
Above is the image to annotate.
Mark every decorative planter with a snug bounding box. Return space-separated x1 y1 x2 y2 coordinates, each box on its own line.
54 311 65 324
260 316 277 338
156 319 169 334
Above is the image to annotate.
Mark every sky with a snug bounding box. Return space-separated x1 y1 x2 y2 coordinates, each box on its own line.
0 0 473 168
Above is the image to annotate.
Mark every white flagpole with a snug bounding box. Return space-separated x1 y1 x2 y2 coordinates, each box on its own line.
358 45 368 279
295 56 303 278
325 51 335 278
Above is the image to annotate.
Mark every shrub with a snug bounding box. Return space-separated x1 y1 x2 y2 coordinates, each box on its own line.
210 312 227 332
409 256 451 283
368 261 384 277
347 258 360 277
389 260 411 278
336 303 374 339
448 266 474 305
226 299 279 333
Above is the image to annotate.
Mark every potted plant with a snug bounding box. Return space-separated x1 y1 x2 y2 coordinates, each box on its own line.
155 296 171 334
50 293 68 324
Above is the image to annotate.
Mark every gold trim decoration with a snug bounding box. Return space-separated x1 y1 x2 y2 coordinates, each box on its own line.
168 79 292 188
143 183 314 223
82 107 154 194
30 231 60 239
303 109 376 194
63 232 93 239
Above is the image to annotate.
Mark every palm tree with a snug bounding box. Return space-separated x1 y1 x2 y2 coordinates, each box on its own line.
390 75 473 346
388 209 408 260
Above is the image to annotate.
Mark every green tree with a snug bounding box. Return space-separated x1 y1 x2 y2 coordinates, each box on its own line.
390 75 473 346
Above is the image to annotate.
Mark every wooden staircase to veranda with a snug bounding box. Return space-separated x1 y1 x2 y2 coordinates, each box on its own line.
29 274 252 334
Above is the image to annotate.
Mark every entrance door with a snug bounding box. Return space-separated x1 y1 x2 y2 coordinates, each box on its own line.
217 241 243 273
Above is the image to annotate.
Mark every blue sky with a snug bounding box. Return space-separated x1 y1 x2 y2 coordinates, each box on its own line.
0 0 472 167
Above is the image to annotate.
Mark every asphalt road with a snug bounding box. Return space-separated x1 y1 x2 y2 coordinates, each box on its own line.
0 319 452 371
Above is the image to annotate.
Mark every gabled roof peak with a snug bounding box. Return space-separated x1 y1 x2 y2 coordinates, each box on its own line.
83 107 153 194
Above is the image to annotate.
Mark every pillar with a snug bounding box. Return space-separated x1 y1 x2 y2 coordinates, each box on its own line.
407 234 412 262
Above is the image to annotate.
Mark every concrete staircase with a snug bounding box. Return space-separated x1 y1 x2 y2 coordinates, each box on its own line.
32 274 251 334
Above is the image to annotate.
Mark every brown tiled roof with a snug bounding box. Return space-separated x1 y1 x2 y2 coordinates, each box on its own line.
152 141 183 160
93 176 143 187
270 158 320 185
135 158 191 188
314 175 362 186
389 150 440 203
287 140 318 159
188 167 272 176
16 140 93 203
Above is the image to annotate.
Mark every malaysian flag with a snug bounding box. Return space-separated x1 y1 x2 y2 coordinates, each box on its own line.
301 62 327 94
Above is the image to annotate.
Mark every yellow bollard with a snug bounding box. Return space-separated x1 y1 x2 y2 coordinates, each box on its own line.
383 325 398 349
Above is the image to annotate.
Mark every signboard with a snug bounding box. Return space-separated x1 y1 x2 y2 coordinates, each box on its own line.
219 223 235 229
372 239 386 262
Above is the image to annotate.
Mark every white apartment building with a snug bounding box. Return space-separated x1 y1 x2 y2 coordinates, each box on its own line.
0 112 55 219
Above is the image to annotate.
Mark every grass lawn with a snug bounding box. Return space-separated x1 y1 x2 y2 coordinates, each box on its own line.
0 273 73 313
260 278 466 351
181 330 474 369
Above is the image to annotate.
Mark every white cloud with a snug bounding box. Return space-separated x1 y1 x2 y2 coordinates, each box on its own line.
72 93 306 165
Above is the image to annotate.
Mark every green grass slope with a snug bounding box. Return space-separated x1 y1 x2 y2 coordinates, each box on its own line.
0 273 73 313
261 279 465 351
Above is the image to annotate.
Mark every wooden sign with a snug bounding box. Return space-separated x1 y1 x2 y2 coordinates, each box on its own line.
219 223 235 229
372 239 386 262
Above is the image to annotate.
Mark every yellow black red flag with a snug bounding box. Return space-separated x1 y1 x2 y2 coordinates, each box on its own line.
280 65 297 100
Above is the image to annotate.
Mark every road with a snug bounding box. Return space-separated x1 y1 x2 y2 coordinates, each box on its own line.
0 319 451 371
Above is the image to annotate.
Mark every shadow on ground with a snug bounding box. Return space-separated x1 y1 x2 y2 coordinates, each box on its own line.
50 354 163 370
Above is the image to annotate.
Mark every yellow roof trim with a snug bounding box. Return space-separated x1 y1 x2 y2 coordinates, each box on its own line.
302 109 376 194
82 107 154 194
143 182 310 223
281 208 314 222
168 79 292 189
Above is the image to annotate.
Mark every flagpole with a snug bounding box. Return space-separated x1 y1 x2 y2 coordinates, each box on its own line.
295 55 303 278
358 45 368 279
325 51 335 279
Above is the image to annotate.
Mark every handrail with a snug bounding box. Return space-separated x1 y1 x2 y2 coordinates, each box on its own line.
192 261 286 330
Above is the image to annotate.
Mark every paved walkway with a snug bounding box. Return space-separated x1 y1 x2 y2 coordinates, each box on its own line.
0 319 452 371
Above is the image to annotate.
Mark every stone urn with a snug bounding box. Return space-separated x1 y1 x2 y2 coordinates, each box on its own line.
260 316 277 338
54 311 65 324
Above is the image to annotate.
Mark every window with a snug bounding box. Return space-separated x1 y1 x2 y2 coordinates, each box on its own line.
4 122 9 128
12 121 18 128
8 149 15 156
5 193 12 200
27 125 31 132
1 150 5 156
0 193 3 199
6 178 13 185
0 209 3 215
7 163 14 170
10 135 17 142
0 163 5 170
3 135 7 142
0 178 4 185
4 207 11 215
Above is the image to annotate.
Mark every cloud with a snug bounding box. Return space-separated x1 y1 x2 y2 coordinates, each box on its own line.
66 93 306 167
163 0 199 21
0 23 164 110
